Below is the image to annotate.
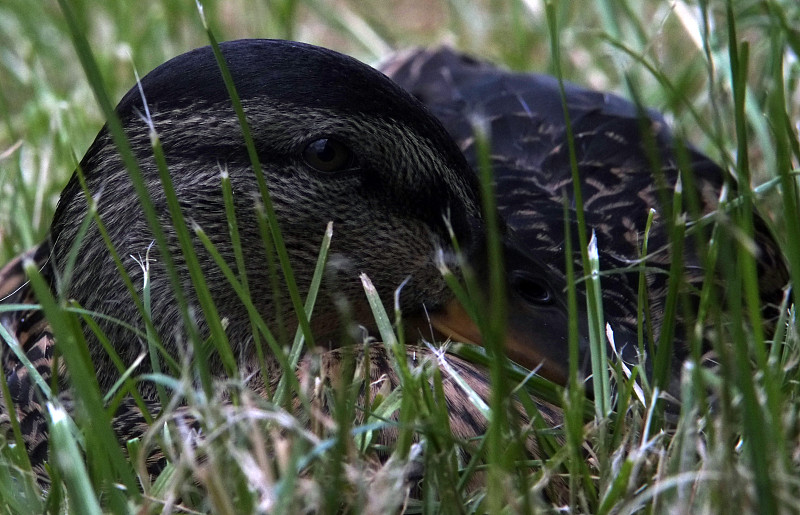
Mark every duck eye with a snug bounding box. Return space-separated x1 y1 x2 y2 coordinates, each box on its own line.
511 271 553 306
302 138 353 172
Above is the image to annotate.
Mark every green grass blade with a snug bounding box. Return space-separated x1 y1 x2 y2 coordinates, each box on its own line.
198 8 317 353
47 404 102 515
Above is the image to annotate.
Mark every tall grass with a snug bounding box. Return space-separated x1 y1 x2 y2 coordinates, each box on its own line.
0 0 798 513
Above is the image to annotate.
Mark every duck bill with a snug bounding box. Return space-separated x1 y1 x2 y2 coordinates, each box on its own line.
429 295 574 385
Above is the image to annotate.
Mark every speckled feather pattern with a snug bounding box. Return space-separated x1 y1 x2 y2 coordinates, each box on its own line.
49 98 483 395
0 41 560 492
381 47 788 375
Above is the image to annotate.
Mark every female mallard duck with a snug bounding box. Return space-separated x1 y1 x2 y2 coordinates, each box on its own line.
382 47 788 389
0 40 786 492
0 39 563 489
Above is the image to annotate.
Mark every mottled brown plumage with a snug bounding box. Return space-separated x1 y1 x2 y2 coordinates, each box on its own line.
47 41 488 395
0 40 564 497
382 48 788 387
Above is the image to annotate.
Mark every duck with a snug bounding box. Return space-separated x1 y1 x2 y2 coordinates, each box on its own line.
0 39 787 496
0 39 564 494
381 47 788 390
0 240 564 500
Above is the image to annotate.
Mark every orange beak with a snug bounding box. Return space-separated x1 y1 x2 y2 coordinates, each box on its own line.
425 231 594 386
429 294 574 386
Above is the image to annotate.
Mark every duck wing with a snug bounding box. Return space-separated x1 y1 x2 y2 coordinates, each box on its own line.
0 243 57 474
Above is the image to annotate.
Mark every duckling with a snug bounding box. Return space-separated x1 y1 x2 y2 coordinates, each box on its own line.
0 40 561 488
382 47 788 389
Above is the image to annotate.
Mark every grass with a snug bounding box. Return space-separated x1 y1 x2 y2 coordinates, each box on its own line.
0 0 799 513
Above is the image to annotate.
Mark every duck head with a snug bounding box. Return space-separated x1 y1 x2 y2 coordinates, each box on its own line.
47 39 564 390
